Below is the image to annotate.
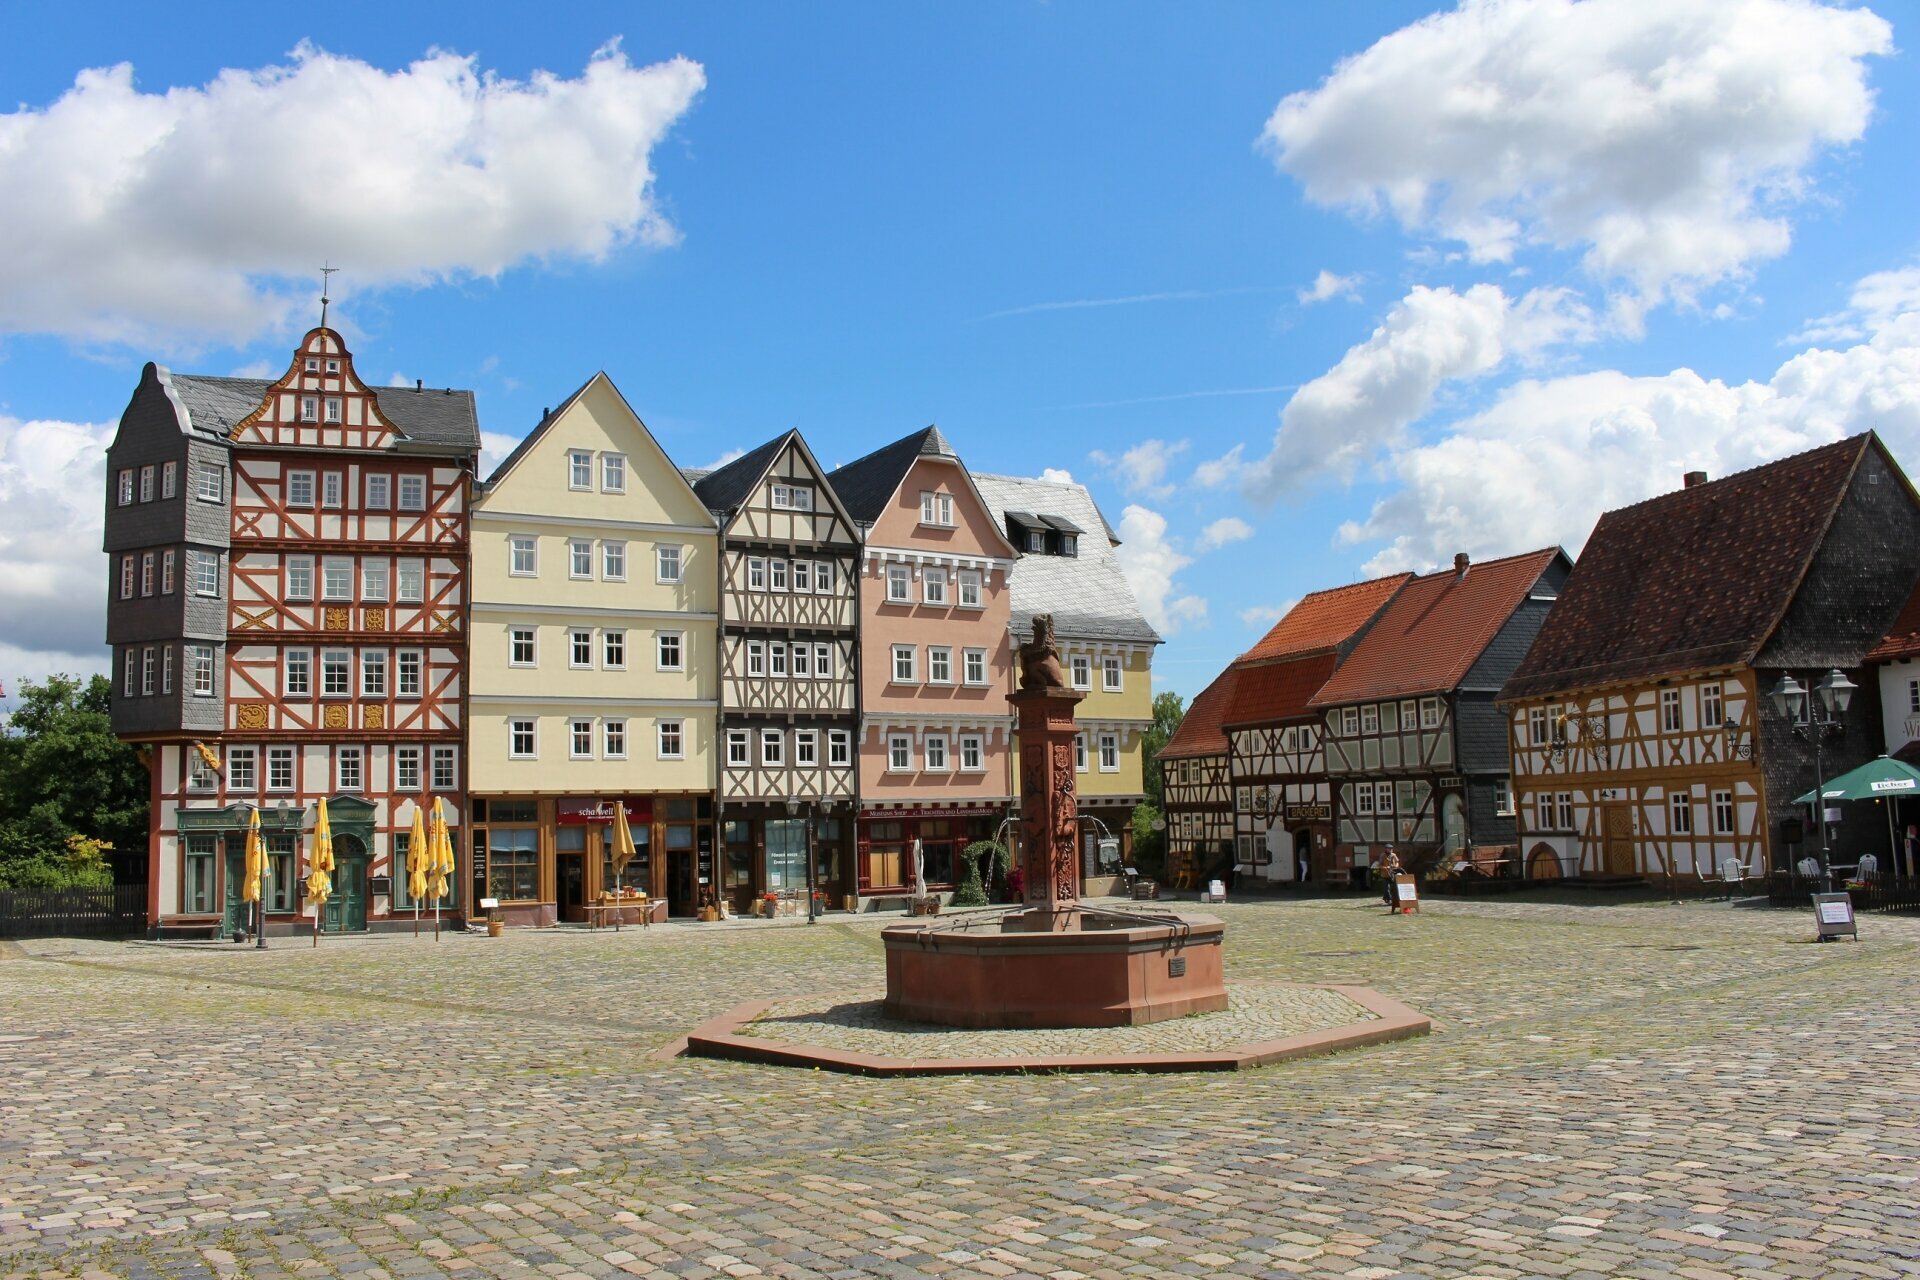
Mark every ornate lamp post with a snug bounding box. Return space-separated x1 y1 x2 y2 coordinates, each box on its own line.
1768 668 1857 891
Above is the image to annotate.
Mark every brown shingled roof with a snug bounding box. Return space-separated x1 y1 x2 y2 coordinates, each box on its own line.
1157 665 1244 761
1501 436 1877 703
1221 653 1337 729
1867 578 1920 664
1239 573 1410 663
1310 548 1565 707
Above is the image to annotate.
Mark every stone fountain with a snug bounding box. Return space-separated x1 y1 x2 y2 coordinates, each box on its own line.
881 615 1228 1029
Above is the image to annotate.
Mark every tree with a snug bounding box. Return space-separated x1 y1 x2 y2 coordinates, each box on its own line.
0 675 149 889
1141 691 1184 810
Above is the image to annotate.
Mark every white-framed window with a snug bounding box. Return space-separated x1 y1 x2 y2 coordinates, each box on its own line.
1070 655 1091 690
569 451 593 490
335 747 363 793
957 569 981 608
267 746 296 792
1099 733 1119 772
285 649 311 697
397 560 425 603
320 557 351 601
748 557 767 590
815 560 835 594
431 746 458 791
1493 778 1514 816
600 629 623 670
1669 789 1693 835
227 746 256 793
604 719 628 760
397 650 422 697
1712 789 1735 835
161 550 175 595
361 650 387 697
657 719 685 759
746 639 766 677
510 627 536 667
509 536 537 577
887 734 912 772
769 641 788 678
1556 792 1574 831
1341 707 1359 735
959 733 984 772
321 649 351 696
1025 529 1046 553
322 471 342 508
829 730 852 767
886 564 911 603
139 465 155 502
398 476 425 510
1102 656 1123 692
726 730 750 766
963 648 987 685
815 642 834 679
601 453 627 493
603 540 627 581
287 470 315 507
300 396 318 423
761 729 785 766
161 460 177 499
361 560 388 602
286 556 314 600
1421 698 1441 729
657 631 683 671
925 733 949 772
140 553 155 597
1074 733 1087 772
892 645 916 683
193 550 221 598
1361 704 1380 734
1400 700 1418 731
1662 689 1683 733
118 555 133 600
1702 683 1724 729
923 567 949 605
795 729 819 766
919 490 954 526
928 647 952 684
1376 780 1395 814
161 645 173 695
510 719 537 759
569 539 593 579
1355 782 1375 815
195 464 224 503
1529 706 1550 747
187 745 217 791
769 558 788 592
394 747 421 792
141 647 155 695
117 469 134 506
792 643 811 679
570 629 592 669
657 544 683 584
324 398 342 425
365 474 390 509
792 561 811 593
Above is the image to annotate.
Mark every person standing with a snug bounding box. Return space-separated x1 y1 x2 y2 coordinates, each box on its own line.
1380 846 1403 912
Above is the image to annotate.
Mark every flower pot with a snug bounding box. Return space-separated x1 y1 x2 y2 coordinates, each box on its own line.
486 918 504 938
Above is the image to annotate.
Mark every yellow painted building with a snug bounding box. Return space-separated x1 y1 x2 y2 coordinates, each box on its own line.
467 373 720 922
973 473 1159 890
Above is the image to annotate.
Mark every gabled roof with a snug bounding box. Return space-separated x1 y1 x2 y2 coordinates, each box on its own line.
1501 436 1886 702
1867 578 1920 664
1221 653 1338 730
1158 665 1244 761
155 370 479 450
826 425 958 524
691 431 792 514
480 372 599 488
1310 547 1565 707
972 472 1160 645
1239 574 1410 665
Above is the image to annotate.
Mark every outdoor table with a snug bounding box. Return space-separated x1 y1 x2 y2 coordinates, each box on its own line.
584 899 650 931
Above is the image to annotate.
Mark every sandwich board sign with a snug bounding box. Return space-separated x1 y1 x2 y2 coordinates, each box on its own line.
1811 891 1857 942
1395 874 1419 914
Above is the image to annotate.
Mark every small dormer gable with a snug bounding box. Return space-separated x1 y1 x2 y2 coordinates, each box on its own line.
229 328 399 452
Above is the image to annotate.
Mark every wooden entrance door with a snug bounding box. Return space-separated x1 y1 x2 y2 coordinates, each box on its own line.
325 835 368 932
1603 805 1635 876
222 844 247 937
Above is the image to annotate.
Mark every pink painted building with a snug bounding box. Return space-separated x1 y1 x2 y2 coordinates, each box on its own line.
829 427 1020 897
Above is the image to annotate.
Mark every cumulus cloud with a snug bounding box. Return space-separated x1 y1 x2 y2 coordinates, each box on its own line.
1240 603 1295 628
1198 516 1254 550
1242 283 1591 501
1788 266 1920 345
478 431 522 478
1340 278 1920 574
1264 0 1892 320
0 416 113 677
1039 467 1075 484
1091 438 1190 498
1192 444 1244 488
0 40 705 348
1299 270 1362 305
1113 505 1207 636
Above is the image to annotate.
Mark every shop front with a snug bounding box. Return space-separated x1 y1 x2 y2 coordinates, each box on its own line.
471 792 714 925
717 801 856 917
855 803 1007 902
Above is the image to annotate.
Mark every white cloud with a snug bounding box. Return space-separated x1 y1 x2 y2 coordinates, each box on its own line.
1264 0 1892 320
1243 283 1591 501
1113 505 1207 636
1039 467 1075 484
1340 279 1920 574
1788 266 1920 345
478 431 522 477
1198 516 1254 550
1090 438 1190 498
1299 270 1361 305
0 40 705 348
1192 444 1244 488
1240 602 1295 628
701 447 747 470
0 416 112 671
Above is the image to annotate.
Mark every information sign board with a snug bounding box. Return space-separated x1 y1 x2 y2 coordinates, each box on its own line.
1811 891 1857 941
1395 874 1419 914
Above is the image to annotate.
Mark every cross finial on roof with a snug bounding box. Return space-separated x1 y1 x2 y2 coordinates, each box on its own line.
319 262 340 331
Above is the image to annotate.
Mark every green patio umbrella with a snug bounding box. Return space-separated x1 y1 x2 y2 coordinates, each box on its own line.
1793 755 1920 878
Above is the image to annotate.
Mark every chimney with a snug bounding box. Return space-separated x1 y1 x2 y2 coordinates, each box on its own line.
415 378 423 392
1454 552 1470 579
1684 470 1708 489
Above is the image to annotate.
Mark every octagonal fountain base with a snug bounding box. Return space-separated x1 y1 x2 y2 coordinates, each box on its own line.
880 906 1228 1029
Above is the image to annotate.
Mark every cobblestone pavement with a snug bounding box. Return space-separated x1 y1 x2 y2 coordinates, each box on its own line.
740 984 1376 1058
3 895 1919 1279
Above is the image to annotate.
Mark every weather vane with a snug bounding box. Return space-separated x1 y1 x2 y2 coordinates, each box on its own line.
319 262 340 330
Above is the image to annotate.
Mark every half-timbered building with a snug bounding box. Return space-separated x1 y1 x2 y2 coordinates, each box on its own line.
106 326 481 937
467 374 720 923
1224 574 1408 887
974 472 1160 892
828 427 1020 903
1156 665 1242 889
1312 548 1571 875
1501 437 1920 881
692 431 862 915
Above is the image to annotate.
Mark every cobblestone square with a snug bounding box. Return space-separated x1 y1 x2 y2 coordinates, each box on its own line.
4 895 1918 1279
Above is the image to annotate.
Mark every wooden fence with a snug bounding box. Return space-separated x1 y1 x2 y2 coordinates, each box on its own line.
0 883 147 939
1767 873 1920 914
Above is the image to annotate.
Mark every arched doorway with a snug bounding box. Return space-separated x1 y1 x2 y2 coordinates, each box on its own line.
324 834 369 933
1527 841 1561 880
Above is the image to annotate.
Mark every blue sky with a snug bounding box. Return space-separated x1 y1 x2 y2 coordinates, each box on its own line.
3 0 1918 702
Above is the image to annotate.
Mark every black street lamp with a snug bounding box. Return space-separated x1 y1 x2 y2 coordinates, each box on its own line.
1768 668 1857 891
785 795 832 924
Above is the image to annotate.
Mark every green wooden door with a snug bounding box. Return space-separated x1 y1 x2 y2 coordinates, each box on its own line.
222 844 247 938
324 836 369 932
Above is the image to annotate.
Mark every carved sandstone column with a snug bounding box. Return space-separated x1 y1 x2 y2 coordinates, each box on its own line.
1011 685 1086 919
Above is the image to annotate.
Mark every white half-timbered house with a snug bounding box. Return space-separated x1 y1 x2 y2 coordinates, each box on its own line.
1156 665 1242 890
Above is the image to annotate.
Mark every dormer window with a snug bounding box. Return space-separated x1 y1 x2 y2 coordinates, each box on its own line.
919 490 954 527
1026 530 1045 553
1061 535 1077 556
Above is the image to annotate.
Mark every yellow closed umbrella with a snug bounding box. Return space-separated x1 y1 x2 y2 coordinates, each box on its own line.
242 807 268 947
308 797 334 948
428 796 455 939
610 801 638 891
407 803 430 937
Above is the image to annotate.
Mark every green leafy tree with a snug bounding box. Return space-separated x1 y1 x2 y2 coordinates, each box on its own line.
1141 691 1184 810
0 675 149 889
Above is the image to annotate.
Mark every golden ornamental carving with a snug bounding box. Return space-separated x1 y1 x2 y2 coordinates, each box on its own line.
324 607 351 631
235 608 273 632
365 607 386 631
364 704 385 730
433 609 456 633
234 703 270 731
324 704 349 730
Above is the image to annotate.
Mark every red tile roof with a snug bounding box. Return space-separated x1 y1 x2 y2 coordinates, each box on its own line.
1309 548 1566 707
1502 436 1879 702
1239 574 1411 663
1157 665 1244 760
1220 653 1337 729
1867 578 1920 664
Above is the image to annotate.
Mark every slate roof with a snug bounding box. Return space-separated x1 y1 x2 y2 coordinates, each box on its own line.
1239 574 1410 665
159 371 480 452
826 425 958 524
692 431 793 515
1220 653 1338 730
1501 436 1877 702
480 373 598 487
973 472 1161 646
1157 664 1244 761
1865 577 1920 664
1311 547 1565 707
